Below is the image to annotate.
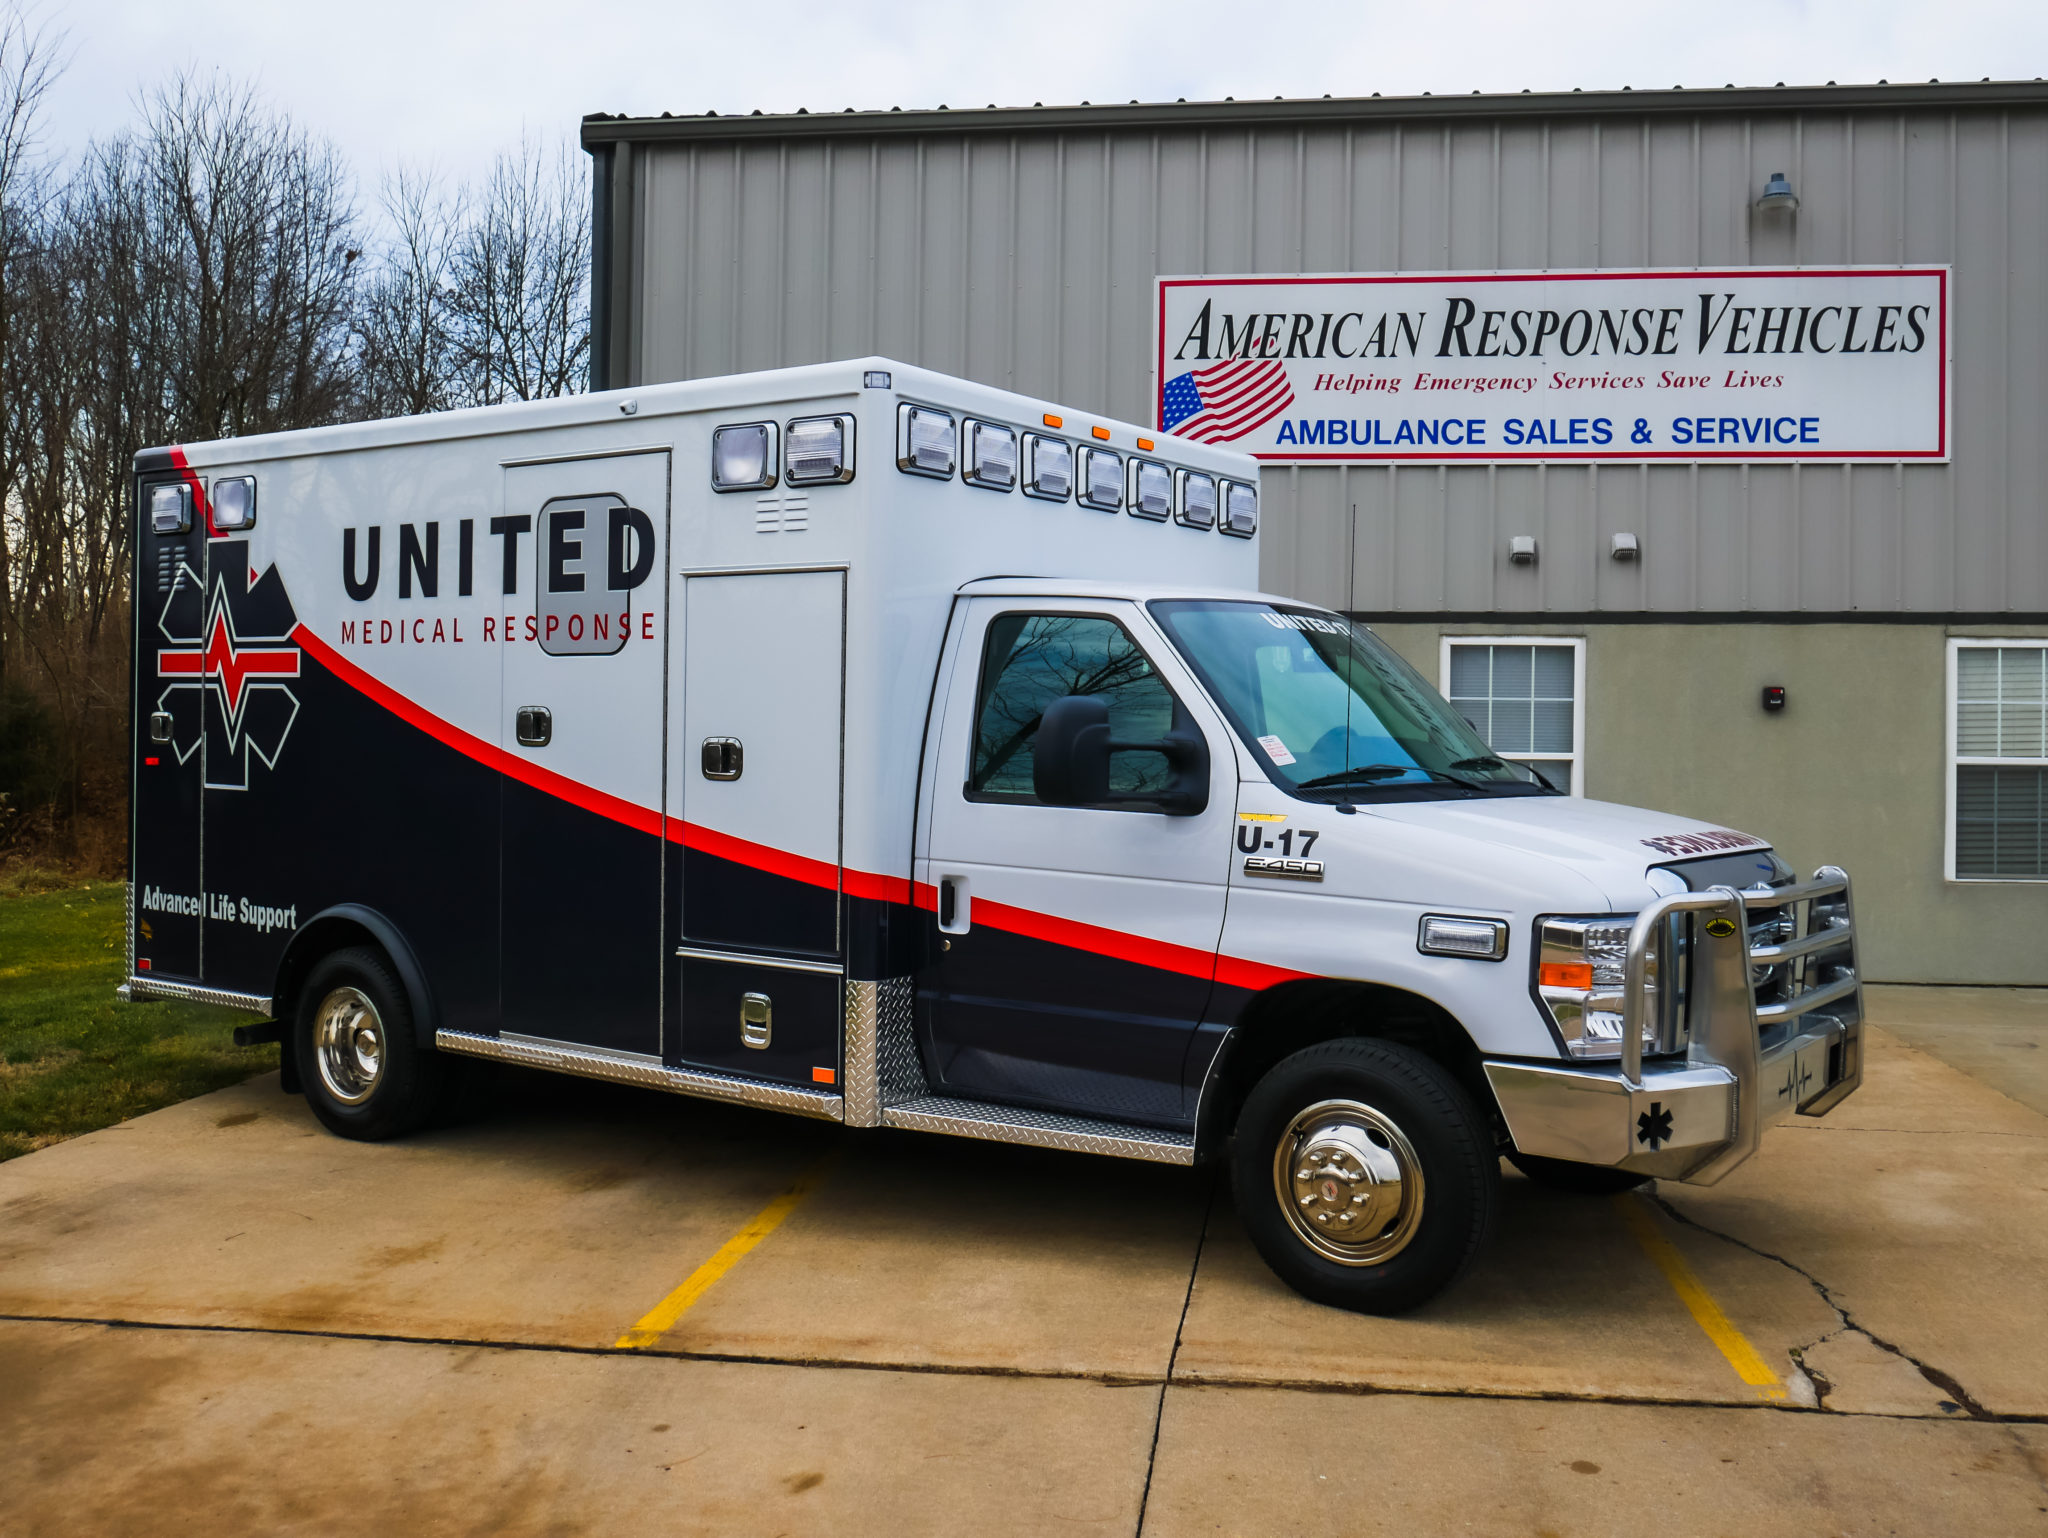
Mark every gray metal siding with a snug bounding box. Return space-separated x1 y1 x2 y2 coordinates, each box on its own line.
618 101 2048 615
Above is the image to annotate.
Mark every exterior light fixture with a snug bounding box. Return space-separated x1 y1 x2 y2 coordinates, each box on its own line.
1755 171 1799 213
1509 535 1538 565
1610 531 1640 562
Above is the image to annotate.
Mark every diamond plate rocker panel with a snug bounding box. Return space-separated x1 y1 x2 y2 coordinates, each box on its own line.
437 1030 845 1120
842 976 922 1127
881 1095 1196 1165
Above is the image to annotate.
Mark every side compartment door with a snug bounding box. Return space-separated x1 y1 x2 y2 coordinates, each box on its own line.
913 599 1237 1125
132 471 208 980
499 452 669 1056
670 569 846 1087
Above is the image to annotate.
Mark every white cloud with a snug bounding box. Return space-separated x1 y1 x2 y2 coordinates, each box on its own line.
35 0 2048 192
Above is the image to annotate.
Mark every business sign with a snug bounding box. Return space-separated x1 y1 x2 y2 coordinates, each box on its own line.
1154 268 1949 464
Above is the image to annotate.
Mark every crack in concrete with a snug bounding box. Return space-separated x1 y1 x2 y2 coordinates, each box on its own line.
1645 1188 2005 1423
1783 1125 2048 1139
7 1308 2046 1425
1135 1174 1214 1538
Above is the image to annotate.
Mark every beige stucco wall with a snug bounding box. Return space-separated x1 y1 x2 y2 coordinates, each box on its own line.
1364 621 2048 986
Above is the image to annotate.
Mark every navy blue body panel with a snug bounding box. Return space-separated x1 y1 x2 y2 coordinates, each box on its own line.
500 778 661 1054
915 919 1210 1129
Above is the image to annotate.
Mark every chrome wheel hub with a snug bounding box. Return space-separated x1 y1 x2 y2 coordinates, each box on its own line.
1273 1098 1425 1266
313 986 384 1106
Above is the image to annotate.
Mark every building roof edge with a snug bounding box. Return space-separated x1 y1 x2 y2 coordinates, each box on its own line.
581 80 2048 151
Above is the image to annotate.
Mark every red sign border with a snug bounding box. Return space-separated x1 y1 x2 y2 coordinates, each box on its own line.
1152 267 1951 464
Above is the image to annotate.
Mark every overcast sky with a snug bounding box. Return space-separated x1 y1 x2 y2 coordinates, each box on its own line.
30 0 2048 193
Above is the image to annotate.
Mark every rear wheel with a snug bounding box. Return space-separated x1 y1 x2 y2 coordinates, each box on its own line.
1507 1150 1650 1195
296 946 448 1141
1231 1038 1499 1315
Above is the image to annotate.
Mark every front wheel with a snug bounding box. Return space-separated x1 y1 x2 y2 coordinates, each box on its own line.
1231 1038 1499 1314
296 946 449 1141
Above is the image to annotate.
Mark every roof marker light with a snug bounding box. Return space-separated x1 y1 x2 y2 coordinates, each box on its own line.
1091 425 1111 441
1043 413 1062 428
1136 437 1155 451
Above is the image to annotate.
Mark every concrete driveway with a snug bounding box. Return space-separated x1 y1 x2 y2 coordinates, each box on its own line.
3 990 2045 1536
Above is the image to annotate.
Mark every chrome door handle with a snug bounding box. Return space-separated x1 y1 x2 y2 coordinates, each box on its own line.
701 737 743 780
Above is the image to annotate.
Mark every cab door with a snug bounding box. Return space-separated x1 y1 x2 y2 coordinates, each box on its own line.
498 452 668 1056
913 599 1237 1126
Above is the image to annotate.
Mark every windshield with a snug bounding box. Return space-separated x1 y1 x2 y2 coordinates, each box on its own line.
1150 600 1559 802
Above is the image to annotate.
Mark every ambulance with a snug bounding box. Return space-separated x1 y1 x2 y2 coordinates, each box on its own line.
125 359 1863 1312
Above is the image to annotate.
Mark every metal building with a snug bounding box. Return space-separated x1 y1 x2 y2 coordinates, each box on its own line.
583 81 2048 984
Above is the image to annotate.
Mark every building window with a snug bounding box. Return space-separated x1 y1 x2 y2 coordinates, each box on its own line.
1441 637 1585 795
1950 641 2048 881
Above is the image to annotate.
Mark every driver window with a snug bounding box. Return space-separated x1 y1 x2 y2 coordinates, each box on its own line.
968 613 1177 803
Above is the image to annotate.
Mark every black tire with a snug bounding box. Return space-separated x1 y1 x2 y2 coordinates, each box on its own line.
1507 1150 1651 1195
296 946 448 1141
1231 1038 1499 1315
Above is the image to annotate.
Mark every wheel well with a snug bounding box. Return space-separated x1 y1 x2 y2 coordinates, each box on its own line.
271 917 380 1028
269 906 437 1046
1196 979 1502 1155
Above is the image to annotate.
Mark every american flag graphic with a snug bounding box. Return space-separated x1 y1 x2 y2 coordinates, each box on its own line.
1159 356 1294 443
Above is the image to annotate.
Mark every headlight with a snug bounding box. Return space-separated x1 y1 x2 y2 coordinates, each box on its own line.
1536 914 1689 1060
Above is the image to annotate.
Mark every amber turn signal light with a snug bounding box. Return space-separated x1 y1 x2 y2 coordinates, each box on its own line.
1539 962 1595 989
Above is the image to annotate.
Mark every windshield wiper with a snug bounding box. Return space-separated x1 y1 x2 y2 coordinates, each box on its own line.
1448 755 1506 770
1296 763 1487 791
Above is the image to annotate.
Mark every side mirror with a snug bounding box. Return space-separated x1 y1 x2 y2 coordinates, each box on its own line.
1033 694 1211 816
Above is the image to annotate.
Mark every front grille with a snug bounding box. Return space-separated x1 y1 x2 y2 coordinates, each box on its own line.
1741 871 1860 1051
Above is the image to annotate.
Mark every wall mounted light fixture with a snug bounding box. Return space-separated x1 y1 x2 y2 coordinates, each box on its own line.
1755 171 1800 214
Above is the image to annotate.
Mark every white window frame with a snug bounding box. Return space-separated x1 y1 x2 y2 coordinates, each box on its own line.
1945 638 2048 883
1439 635 1587 797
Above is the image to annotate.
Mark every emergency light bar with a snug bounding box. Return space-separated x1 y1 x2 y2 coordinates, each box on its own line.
963 419 1018 490
897 404 956 478
212 476 256 530
786 415 855 485
1176 470 1216 529
712 423 778 491
150 483 192 535
1022 433 1072 501
1128 459 1172 521
1221 480 1258 538
1079 446 1122 512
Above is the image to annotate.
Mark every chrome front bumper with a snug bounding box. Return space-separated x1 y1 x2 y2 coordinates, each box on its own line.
1485 867 1863 1185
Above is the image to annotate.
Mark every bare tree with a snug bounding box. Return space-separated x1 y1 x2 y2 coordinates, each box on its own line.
0 2 66 694
446 139 589 405
141 74 361 440
355 166 461 417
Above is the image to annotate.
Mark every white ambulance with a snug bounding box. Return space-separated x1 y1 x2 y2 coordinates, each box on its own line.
126 359 1863 1312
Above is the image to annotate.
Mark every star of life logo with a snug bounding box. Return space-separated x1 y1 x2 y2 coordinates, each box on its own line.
153 541 302 790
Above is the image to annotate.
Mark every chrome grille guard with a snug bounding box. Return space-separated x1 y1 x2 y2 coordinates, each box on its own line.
1620 865 1862 1182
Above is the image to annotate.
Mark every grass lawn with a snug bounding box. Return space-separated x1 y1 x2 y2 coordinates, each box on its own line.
0 883 276 1160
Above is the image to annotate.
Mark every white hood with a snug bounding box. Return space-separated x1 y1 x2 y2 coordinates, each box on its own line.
1356 794 1774 911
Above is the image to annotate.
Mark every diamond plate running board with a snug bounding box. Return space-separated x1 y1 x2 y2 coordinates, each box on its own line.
881 1095 1196 1165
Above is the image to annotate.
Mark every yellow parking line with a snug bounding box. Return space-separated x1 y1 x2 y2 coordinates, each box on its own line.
1612 1194 1788 1402
613 1151 841 1350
